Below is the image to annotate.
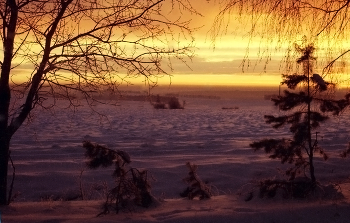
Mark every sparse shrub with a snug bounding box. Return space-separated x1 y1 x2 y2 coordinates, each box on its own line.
258 178 314 199
243 177 343 201
153 94 167 109
180 162 212 200
152 95 184 109
153 103 167 109
83 141 153 214
168 96 184 109
250 44 350 196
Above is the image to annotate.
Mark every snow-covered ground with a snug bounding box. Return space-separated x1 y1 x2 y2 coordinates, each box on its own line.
3 90 350 222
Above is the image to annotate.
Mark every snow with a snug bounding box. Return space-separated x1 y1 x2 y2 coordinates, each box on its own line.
2 89 350 222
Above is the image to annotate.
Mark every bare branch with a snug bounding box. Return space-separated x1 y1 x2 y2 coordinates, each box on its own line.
1 0 196 139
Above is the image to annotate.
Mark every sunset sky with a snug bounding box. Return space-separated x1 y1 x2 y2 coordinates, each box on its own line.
147 0 286 88
101 0 281 89
8 0 350 89
138 0 350 89
152 0 350 89
9 0 286 89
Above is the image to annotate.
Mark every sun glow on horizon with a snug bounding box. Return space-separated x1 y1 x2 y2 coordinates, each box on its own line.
167 74 281 87
6 0 350 90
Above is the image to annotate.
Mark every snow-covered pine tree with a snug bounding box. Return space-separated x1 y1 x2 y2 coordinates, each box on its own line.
250 44 350 186
180 162 212 200
83 141 153 214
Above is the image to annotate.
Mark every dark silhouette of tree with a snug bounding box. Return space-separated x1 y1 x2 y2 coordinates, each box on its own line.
151 95 184 109
0 0 197 205
167 96 184 109
83 141 152 214
250 44 350 184
180 162 212 200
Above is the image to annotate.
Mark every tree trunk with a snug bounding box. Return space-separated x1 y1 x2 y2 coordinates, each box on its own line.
0 83 11 205
0 82 11 205
306 58 316 184
0 136 10 205
0 0 18 205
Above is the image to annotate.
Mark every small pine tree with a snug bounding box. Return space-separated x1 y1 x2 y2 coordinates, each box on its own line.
180 162 212 200
83 141 153 214
250 44 350 186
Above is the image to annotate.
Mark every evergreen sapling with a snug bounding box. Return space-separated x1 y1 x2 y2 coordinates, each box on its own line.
250 44 350 196
180 162 212 200
83 141 153 214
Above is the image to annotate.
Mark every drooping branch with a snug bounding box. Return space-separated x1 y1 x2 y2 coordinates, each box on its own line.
323 48 350 74
210 0 350 74
272 90 309 111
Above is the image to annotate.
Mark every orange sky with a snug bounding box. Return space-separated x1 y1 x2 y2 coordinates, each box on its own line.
125 0 287 88
150 0 299 88
160 0 350 89
9 0 285 88
8 0 350 89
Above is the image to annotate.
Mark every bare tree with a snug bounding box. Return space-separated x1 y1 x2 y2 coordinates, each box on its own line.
210 0 350 74
0 0 198 205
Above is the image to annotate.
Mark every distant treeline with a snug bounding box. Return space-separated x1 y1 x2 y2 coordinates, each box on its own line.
168 94 220 100
54 91 222 101
42 87 350 102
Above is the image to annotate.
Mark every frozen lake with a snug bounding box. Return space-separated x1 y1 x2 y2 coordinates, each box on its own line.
8 93 350 201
